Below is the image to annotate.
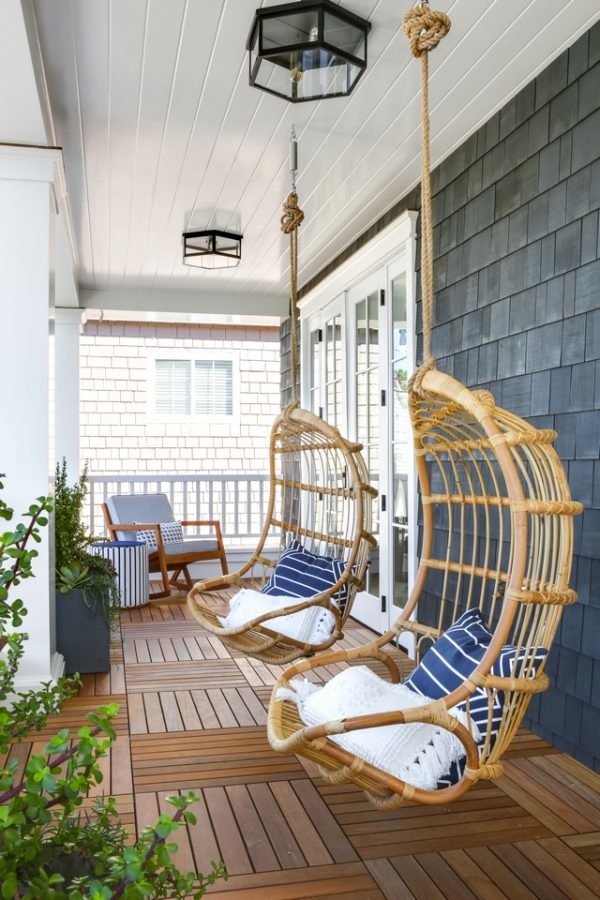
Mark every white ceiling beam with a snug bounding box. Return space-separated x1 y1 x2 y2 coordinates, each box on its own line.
79 288 288 320
0 0 47 144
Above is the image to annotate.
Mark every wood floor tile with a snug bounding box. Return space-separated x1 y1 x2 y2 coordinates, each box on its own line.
205 862 383 898
125 659 247 693
130 727 305 791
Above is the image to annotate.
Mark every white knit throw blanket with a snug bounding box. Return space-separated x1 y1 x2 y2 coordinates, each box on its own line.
219 588 336 644
277 666 480 791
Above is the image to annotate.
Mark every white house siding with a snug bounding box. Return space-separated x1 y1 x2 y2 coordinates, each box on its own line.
80 321 281 476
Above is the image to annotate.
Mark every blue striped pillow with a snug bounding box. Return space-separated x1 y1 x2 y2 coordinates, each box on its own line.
405 607 547 785
263 540 348 610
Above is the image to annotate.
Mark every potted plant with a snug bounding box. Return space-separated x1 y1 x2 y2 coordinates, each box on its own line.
54 460 120 674
0 474 226 896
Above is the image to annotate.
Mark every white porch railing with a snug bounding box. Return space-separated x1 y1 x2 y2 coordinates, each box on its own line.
86 474 270 550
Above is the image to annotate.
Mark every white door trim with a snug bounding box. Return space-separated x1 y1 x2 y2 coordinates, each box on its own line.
298 211 418 320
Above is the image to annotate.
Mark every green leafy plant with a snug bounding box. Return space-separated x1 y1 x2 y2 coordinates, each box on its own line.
0 475 226 897
54 460 120 626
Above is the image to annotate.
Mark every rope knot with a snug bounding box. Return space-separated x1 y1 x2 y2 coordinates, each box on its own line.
403 7 451 59
281 192 305 234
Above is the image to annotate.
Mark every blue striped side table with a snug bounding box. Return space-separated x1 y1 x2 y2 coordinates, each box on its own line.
91 541 149 608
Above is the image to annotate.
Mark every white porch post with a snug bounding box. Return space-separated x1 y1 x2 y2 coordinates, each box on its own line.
0 145 66 686
54 308 81 477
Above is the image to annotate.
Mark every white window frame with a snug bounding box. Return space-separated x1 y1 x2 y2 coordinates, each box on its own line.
147 349 240 423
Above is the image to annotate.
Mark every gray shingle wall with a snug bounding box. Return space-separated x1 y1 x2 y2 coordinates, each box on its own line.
424 24 600 771
295 21 600 772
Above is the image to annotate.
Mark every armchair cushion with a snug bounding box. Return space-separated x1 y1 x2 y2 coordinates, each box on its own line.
107 493 175 528
163 539 220 557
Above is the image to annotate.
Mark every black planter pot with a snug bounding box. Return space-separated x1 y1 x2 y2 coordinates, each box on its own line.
55 589 111 675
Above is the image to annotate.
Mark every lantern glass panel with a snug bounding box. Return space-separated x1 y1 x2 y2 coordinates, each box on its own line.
323 11 366 62
254 52 356 101
214 234 241 257
261 10 320 51
187 234 212 254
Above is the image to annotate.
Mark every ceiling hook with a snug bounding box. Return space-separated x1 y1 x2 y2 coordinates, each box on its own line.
290 124 298 193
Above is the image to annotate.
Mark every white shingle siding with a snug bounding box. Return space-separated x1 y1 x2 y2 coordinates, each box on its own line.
80 321 281 475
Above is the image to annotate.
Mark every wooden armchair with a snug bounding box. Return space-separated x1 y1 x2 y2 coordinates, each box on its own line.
102 493 228 599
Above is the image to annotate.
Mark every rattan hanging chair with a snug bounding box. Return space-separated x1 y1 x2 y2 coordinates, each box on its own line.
267 5 583 807
187 402 376 664
187 145 377 666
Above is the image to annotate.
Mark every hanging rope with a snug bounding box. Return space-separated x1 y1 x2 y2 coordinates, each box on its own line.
403 4 451 379
281 191 304 404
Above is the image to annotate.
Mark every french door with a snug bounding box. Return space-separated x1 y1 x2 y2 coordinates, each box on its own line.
301 235 416 638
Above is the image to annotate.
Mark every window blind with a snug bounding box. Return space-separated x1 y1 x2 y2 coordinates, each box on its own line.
195 360 233 416
154 360 191 415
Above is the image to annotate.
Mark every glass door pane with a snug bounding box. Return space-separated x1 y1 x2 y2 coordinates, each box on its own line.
355 290 380 598
391 272 410 611
324 310 343 428
309 325 321 415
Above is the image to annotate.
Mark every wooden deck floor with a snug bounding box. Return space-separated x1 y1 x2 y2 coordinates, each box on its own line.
17 593 600 898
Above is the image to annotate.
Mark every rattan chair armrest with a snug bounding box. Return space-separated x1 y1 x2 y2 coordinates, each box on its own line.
191 572 243 592
304 700 475 743
270 694 480 772
279 640 401 680
473 671 550 694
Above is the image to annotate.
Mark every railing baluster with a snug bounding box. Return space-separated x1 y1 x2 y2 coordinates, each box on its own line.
259 478 264 532
246 480 251 537
234 480 239 540
221 480 226 536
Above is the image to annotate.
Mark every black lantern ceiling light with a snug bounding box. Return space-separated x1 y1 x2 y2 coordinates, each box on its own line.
247 0 371 103
182 230 243 269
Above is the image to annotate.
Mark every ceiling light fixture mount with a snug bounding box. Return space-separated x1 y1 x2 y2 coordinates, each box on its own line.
182 229 243 269
247 0 371 103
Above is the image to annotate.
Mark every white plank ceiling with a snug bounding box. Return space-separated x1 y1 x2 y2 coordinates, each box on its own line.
31 0 600 315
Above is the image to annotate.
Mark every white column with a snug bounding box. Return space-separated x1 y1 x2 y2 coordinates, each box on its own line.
54 308 82 477
0 145 66 686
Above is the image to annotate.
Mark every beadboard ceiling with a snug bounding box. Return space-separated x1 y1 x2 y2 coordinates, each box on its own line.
29 0 600 316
